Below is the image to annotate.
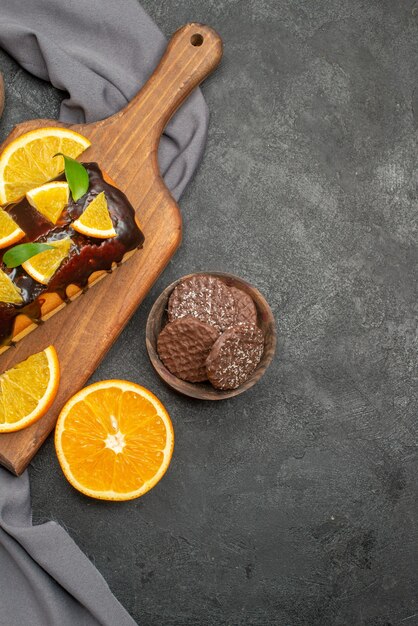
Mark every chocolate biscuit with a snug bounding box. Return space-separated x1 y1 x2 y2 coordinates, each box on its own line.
167 275 236 332
157 316 220 383
230 286 257 325
206 323 264 390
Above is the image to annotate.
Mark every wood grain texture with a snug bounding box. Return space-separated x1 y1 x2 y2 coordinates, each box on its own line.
0 172 137 353
0 23 223 474
146 272 276 400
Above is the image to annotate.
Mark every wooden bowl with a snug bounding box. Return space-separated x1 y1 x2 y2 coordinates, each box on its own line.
146 272 276 400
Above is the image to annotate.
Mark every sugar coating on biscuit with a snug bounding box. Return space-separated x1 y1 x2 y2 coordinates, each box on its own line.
230 286 257 325
168 275 236 332
206 322 264 390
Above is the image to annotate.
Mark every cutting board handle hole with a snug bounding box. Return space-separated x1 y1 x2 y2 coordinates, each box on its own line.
190 33 204 46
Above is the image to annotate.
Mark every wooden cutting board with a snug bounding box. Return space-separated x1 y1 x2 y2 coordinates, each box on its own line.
0 23 223 475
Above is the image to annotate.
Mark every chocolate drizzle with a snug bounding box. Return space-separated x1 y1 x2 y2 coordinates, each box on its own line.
0 163 144 346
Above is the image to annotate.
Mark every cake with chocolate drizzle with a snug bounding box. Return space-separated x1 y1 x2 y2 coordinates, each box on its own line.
0 163 144 347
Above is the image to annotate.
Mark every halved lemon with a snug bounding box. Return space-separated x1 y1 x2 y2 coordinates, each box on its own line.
26 181 70 224
55 380 174 501
0 209 25 249
0 269 23 304
22 237 72 285
0 346 60 432
0 127 91 204
72 192 116 239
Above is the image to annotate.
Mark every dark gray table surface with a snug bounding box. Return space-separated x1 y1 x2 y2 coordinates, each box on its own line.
1 1 417 624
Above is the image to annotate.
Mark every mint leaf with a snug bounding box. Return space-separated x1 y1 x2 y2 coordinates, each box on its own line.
54 153 89 201
3 243 54 268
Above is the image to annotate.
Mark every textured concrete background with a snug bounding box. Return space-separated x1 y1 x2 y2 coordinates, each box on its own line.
1 1 418 624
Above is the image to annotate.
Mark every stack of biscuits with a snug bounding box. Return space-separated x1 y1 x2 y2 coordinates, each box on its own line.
157 275 265 390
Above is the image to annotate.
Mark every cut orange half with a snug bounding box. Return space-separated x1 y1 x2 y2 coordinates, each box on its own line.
26 181 69 224
0 209 25 248
72 191 116 239
22 237 72 285
0 127 91 204
0 346 60 432
55 380 174 501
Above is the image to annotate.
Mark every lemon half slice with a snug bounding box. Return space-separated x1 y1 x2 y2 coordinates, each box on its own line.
22 238 73 285
0 209 25 249
26 181 70 225
72 192 116 239
0 269 23 304
0 346 60 432
55 380 174 500
0 127 91 204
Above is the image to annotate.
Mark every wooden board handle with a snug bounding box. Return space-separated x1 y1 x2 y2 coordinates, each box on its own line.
145 23 222 135
94 23 223 152
0 24 222 475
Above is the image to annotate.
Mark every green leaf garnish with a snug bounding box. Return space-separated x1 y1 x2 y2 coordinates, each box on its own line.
3 243 54 268
54 153 89 202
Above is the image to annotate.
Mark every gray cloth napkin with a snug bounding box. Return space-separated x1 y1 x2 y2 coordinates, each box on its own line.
0 1 209 624
0 0 208 200
0 469 137 625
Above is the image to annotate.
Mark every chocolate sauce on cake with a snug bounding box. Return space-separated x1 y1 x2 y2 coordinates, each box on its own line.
0 163 144 346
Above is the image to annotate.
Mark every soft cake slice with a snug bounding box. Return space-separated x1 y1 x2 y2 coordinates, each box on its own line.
0 163 144 351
